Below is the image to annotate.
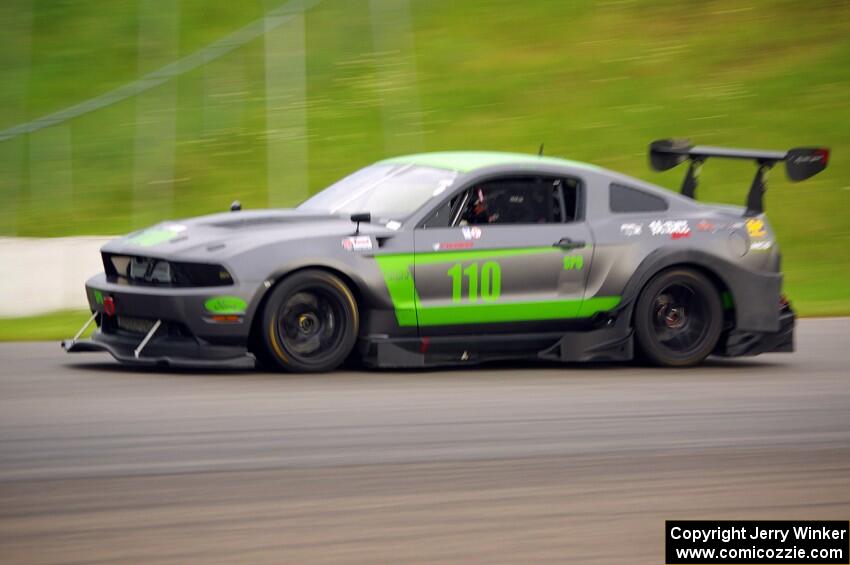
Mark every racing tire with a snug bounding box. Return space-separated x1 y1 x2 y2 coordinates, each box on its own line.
261 270 359 373
634 268 722 367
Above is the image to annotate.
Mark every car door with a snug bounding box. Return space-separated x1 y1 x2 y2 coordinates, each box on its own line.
412 174 593 334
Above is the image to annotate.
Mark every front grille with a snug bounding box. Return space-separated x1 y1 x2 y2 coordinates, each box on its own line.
116 316 156 334
103 316 192 338
103 253 233 287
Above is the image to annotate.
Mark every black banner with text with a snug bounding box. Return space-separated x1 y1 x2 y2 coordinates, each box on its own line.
666 521 849 564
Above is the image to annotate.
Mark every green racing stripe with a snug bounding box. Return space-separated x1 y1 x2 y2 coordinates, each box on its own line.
374 248 620 327
127 227 182 246
374 254 419 327
415 296 621 326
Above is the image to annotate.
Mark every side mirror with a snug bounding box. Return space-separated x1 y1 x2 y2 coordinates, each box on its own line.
350 212 371 235
230 200 242 212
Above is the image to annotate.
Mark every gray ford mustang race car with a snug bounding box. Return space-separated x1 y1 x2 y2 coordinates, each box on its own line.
62 139 829 371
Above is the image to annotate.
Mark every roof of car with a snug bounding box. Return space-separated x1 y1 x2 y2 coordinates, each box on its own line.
376 151 602 174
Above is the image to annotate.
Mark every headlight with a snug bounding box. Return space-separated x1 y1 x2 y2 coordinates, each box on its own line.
103 253 233 287
129 256 171 284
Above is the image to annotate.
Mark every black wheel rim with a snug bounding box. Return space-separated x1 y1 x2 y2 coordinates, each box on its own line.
650 282 710 356
276 288 346 363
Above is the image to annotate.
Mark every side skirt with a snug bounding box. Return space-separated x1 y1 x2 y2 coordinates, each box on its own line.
359 326 634 369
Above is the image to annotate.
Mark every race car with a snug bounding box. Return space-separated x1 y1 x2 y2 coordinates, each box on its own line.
62 140 829 371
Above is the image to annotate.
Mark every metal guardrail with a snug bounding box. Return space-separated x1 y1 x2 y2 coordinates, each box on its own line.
0 0 323 143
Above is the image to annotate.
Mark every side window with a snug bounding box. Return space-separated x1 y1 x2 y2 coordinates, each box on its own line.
421 193 462 229
558 177 580 222
609 183 668 213
457 176 578 226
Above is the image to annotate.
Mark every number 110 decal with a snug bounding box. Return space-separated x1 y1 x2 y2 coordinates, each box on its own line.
447 262 501 303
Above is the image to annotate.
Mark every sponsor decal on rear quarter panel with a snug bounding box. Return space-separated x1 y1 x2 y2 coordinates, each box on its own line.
746 218 767 238
649 220 690 239
620 223 642 237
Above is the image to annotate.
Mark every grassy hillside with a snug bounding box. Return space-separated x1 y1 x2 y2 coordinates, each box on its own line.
0 0 848 317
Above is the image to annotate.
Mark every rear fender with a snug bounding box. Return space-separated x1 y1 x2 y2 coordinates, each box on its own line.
615 249 781 333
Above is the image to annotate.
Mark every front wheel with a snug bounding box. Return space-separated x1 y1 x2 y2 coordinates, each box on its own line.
261 270 359 372
634 268 723 367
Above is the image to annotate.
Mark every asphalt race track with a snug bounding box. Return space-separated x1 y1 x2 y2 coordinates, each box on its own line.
1 319 849 564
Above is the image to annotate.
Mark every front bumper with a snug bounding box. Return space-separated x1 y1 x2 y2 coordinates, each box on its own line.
62 330 254 368
716 304 795 357
62 273 258 367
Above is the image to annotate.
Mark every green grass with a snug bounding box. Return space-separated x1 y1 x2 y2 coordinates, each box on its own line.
0 311 95 342
0 0 848 318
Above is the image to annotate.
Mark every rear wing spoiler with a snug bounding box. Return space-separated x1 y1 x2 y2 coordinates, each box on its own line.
649 139 829 216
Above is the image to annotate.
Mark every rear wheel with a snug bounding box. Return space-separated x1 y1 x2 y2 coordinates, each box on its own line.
261 270 359 372
634 268 722 367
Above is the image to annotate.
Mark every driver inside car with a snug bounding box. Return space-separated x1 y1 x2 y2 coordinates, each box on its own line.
460 187 503 225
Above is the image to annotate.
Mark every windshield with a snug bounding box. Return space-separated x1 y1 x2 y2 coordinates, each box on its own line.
297 164 458 223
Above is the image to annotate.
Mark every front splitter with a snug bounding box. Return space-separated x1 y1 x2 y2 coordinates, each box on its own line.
62 336 256 369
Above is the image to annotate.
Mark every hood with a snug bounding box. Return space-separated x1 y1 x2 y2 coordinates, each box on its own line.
101 209 388 260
